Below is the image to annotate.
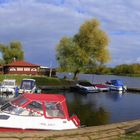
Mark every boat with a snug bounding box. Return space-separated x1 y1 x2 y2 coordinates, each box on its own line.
105 79 127 92
71 81 99 93
95 84 109 92
0 93 80 131
0 79 17 97
18 79 41 94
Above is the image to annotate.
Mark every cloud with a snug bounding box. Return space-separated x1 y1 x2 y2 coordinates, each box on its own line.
0 0 140 67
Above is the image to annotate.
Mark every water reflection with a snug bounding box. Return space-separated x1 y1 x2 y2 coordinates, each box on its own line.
105 91 126 101
64 92 110 126
0 89 140 127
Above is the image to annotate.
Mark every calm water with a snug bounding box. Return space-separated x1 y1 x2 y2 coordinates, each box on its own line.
55 73 140 126
57 73 140 88
66 91 140 126
0 90 140 127
0 73 140 127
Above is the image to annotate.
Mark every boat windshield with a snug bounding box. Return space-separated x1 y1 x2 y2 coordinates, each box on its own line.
79 82 93 86
20 80 35 90
1 102 42 116
11 95 29 106
3 81 15 86
45 102 64 118
1 103 25 115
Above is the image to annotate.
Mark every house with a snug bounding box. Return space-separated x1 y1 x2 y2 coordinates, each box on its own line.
3 60 40 75
0 60 56 76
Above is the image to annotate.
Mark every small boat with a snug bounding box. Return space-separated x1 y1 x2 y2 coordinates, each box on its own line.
0 79 17 97
18 79 41 94
105 79 127 92
71 81 99 93
95 84 109 92
0 93 80 131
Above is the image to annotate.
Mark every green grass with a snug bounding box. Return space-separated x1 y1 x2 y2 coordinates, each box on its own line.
116 133 140 140
0 74 74 86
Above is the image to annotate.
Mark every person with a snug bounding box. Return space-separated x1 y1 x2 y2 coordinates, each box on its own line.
15 86 19 97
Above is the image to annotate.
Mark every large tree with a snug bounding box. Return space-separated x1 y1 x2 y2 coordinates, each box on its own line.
0 41 24 64
56 19 111 79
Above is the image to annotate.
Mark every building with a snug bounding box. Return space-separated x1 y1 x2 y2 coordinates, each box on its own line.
0 60 56 76
3 60 40 75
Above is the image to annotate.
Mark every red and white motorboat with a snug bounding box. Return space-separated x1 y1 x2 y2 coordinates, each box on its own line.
0 93 80 131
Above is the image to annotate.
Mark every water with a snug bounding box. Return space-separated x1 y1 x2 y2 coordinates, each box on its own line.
55 73 140 126
56 73 140 88
0 73 140 127
63 91 140 126
0 90 140 127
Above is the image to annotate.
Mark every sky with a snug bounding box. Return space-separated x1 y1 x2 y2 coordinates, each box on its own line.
0 0 140 67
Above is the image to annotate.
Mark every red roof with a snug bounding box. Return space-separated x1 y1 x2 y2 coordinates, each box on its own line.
6 61 40 67
12 93 69 119
23 93 66 102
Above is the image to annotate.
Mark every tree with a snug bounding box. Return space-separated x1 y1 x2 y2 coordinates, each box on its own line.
0 41 24 64
56 19 111 79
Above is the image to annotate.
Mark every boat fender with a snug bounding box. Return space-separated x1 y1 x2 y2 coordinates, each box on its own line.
70 115 80 127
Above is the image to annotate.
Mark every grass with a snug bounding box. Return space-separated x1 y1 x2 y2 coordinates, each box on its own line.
116 133 140 140
0 74 74 87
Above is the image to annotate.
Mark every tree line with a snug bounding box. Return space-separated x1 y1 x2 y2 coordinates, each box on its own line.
84 64 140 76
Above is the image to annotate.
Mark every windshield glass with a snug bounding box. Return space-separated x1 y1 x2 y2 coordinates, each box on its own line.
1 102 42 116
45 102 64 118
11 95 28 106
3 81 15 86
21 80 34 90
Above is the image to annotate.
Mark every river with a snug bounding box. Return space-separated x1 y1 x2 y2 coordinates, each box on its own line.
0 73 140 127
55 73 140 126
56 72 140 88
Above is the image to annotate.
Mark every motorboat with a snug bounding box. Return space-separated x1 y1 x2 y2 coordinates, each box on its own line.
0 79 17 97
18 79 41 94
95 84 109 92
0 93 80 131
105 79 127 92
71 81 99 93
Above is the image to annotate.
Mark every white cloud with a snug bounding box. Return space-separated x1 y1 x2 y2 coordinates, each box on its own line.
0 0 140 67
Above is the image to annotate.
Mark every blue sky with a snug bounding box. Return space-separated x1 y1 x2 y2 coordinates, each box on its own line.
0 0 140 67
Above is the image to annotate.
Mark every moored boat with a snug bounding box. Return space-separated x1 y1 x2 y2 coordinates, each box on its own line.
95 84 109 92
105 79 127 92
71 81 99 93
0 93 80 131
18 79 41 94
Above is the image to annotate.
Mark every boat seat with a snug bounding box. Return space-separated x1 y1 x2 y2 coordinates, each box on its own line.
19 110 30 116
46 109 59 117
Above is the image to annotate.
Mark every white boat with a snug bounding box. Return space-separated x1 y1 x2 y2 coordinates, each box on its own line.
0 79 17 97
0 93 80 131
73 81 99 93
105 79 127 92
19 79 41 94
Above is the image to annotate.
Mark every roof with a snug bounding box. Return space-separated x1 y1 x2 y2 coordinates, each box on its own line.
23 93 66 102
6 61 40 67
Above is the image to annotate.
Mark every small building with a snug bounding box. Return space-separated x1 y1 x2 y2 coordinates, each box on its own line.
39 66 56 77
0 60 56 76
3 60 40 75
